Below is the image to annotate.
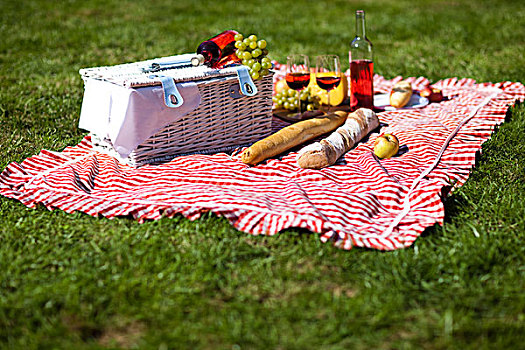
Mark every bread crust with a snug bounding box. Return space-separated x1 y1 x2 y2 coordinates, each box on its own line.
390 81 412 108
296 108 379 169
241 111 348 165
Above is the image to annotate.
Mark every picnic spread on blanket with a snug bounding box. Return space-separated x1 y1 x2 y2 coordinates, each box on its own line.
1 21 524 250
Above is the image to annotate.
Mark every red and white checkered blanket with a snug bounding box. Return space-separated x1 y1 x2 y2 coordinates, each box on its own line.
1 75 523 250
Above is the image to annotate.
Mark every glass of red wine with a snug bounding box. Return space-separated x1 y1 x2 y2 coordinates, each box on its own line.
315 55 341 111
285 54 311 116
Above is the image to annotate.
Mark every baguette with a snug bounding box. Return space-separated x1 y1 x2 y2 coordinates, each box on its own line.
241 111 348 165
390 81 412 108
296 108 379 169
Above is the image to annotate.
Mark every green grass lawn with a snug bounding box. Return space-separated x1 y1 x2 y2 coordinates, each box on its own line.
1 0 524 349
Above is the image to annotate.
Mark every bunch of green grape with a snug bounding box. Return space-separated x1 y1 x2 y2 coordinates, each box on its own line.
272 87 321 112
234 33 272 80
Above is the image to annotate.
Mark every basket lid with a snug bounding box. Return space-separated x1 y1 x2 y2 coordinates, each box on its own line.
79 53 249 88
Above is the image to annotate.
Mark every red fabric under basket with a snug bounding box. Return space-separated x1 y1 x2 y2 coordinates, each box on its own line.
1 75 523 250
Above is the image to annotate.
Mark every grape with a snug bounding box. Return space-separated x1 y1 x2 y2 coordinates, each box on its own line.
236 32 272 79
273 87 321 112
252 62 261 72
257 40 267 49
252 48 262 58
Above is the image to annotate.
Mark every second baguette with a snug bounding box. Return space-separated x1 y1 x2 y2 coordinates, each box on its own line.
390 81 413 108
296 108 379 169
241 111 348 165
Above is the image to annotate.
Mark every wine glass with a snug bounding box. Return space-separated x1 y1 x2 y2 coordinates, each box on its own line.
315 55 341 111
285 54 310 115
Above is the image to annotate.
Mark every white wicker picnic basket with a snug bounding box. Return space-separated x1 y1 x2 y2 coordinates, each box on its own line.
79 54 273 167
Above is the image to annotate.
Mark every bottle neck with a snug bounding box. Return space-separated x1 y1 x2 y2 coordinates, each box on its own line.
200 48 213 61
355 10 366 38
197 41 220 65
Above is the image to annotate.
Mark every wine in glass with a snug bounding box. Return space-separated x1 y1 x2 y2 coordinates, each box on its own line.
285 54 310 115
315 55 341 111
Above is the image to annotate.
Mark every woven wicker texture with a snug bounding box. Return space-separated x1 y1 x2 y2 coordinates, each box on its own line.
92 75 273 166
81 56 274 166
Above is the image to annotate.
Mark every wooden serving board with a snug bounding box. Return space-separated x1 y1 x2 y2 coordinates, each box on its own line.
273 105 350 123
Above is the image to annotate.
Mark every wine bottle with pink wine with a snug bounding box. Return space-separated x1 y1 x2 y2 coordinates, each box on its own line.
349 10 374 111
193 30 241 68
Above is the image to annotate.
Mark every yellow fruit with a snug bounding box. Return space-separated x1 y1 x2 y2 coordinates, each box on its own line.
374 134 400 159
274 79 288 94
309 72 348 106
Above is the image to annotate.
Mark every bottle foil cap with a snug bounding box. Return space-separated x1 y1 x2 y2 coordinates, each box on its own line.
191 54 205 66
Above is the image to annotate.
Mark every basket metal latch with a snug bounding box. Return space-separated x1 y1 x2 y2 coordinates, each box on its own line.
228 84 243 99
233 65 257 97
149 75 184 108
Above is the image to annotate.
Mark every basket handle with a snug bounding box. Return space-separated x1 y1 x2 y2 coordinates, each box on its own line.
233 65 258 97
142 54 198 73
149 75 184 108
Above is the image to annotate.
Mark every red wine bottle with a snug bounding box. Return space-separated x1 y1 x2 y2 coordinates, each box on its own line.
349 10 374 111
193 30 241 68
